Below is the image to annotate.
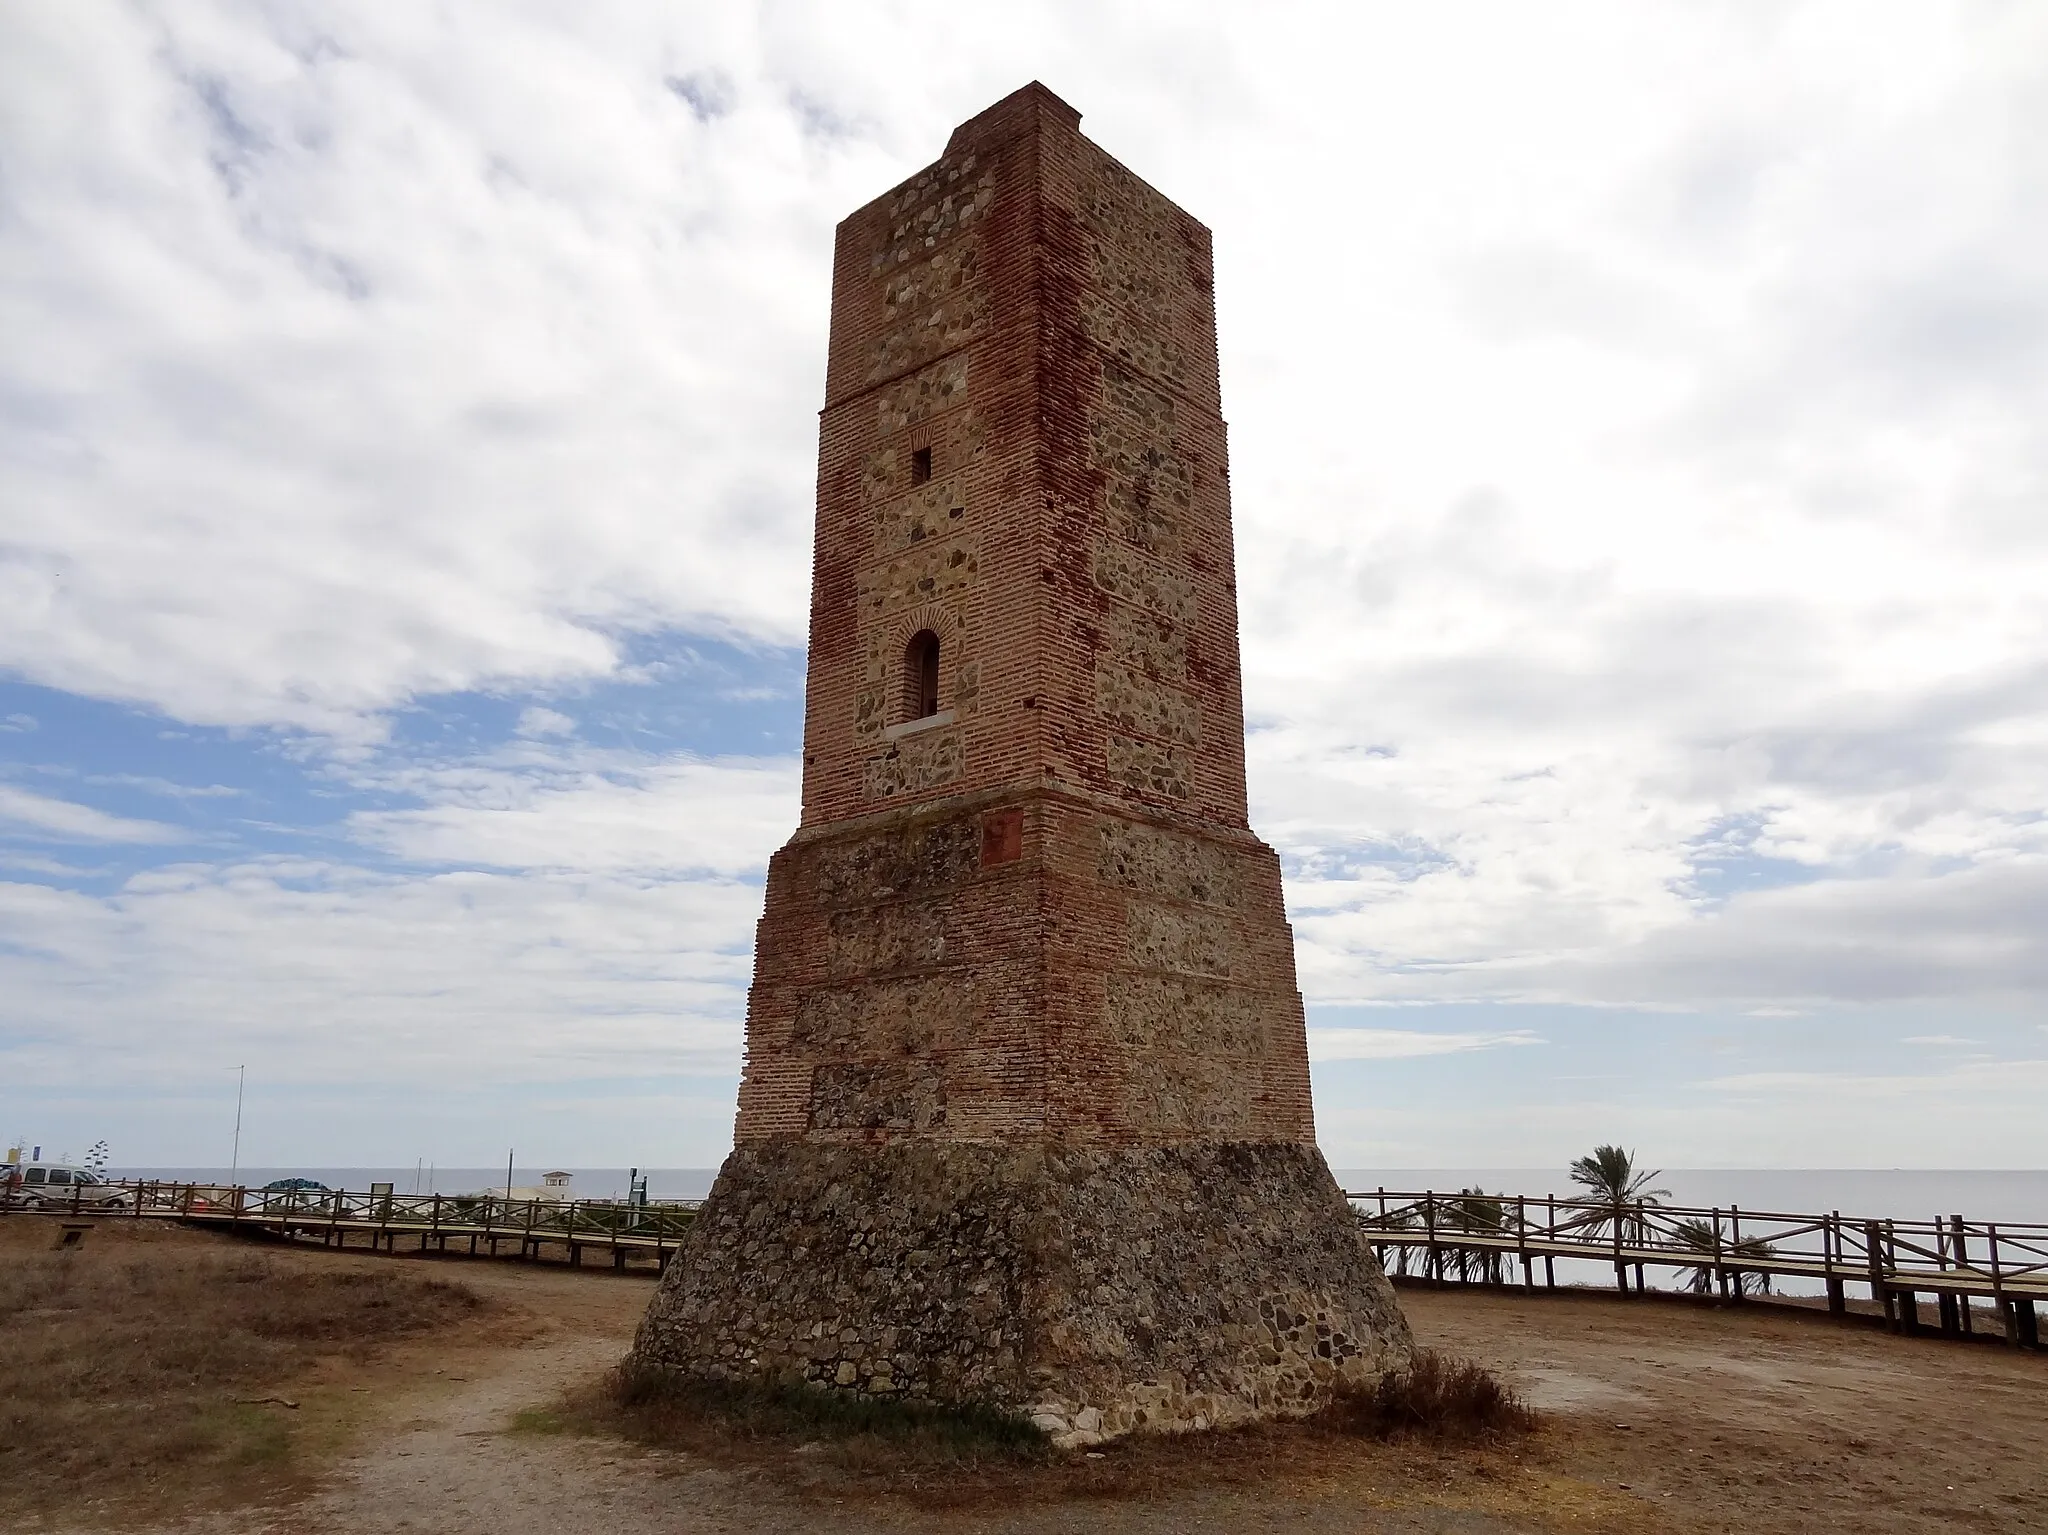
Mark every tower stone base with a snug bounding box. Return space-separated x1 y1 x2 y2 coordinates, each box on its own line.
629 1140 1411 1445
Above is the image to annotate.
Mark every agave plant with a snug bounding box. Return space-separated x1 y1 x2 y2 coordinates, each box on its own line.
1671 1217 1776 1296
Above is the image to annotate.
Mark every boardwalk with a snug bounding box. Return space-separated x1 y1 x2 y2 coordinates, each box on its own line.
79 1181 700 1271
1350 1188 2046 1348
10 1178 2043 1350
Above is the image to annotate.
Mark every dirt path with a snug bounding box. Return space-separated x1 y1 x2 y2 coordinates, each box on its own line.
196 1292 1547 1535
71 1254 2048 1535
1416 1286 2047 1531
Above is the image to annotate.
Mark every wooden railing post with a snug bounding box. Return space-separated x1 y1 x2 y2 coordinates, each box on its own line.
1729 1206 1744 1304
1423 1191 1438 1285
1951 1216 1972 1335
1934 1214 1960 1335
1544 1195 1556 1290
1518 1195 1532 1292
1632 1200 1647 1295
1865 1219 1893 1328
1612 1203 1627 1294
1989 1225 2015 1347
1886 1221 1920 1333
1826 1212 1846 1314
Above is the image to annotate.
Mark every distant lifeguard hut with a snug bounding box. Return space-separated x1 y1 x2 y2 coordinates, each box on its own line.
490 1170 575 1204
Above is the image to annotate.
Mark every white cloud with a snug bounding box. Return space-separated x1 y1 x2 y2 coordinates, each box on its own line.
0 853 102 878
345 748 798 876
514 707 577 739
0 857 754 1089
1902 1034 1979 1046
86 774 242 801
0 735 795 1120
1313 1054 2048 1170
1308 1027 1544 1062
5 2 2048 1161
1703 1057 2048 1105
1289 855 2048 1011
1515 857 2048 1007
0 4 895 735
0 783 186 844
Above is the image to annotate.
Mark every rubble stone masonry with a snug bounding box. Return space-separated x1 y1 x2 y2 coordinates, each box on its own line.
632 83 1410 1444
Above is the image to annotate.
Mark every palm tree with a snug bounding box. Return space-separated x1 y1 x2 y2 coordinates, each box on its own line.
1568 1146 1671 1291
1445 1188 1514 1285
1358 1202 1419 1277
1672 1218 1776 1297
1567 1145 1670 1233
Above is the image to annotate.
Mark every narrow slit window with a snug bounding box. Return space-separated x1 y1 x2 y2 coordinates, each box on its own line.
906 629 941 719
910 446 933 485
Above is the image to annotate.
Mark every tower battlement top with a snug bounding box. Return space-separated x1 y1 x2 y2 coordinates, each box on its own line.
941 79 1082 156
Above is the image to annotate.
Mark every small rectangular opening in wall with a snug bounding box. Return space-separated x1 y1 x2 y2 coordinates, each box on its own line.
910 446 933 485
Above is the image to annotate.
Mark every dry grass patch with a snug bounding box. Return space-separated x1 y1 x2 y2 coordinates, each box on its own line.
1323 1347 1541 1442
568 1350 1537 1510
0 1218 485 1521
610 1362 1048 1457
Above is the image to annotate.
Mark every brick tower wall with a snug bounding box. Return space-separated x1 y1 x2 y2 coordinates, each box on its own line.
802 84 1242 827
733 85 1316 1150
635 86 1409 1441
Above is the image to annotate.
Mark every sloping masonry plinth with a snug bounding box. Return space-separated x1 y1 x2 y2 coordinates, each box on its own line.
629 1141 1412 1446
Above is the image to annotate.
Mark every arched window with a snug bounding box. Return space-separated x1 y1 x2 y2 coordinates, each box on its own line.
905 629 941 720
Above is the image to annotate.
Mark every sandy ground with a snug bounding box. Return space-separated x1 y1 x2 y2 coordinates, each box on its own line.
33 1234 2048 1535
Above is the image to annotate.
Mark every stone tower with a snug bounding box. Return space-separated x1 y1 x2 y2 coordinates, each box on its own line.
631 83 1409 1441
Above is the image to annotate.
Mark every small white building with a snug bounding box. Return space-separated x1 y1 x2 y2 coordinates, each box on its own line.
484 1170 575 1204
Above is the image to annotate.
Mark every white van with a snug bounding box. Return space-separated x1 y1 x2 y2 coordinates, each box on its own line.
1 1163 130 1210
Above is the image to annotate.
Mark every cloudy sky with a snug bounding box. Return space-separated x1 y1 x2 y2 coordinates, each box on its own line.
4 1 2045 1172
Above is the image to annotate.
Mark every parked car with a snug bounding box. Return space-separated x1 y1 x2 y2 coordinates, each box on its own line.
2 1163 130 1210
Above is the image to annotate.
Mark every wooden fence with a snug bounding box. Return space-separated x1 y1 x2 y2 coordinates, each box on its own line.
6 1176 2041 1348
1349 1188 2045 1348
39 1180 703 1271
